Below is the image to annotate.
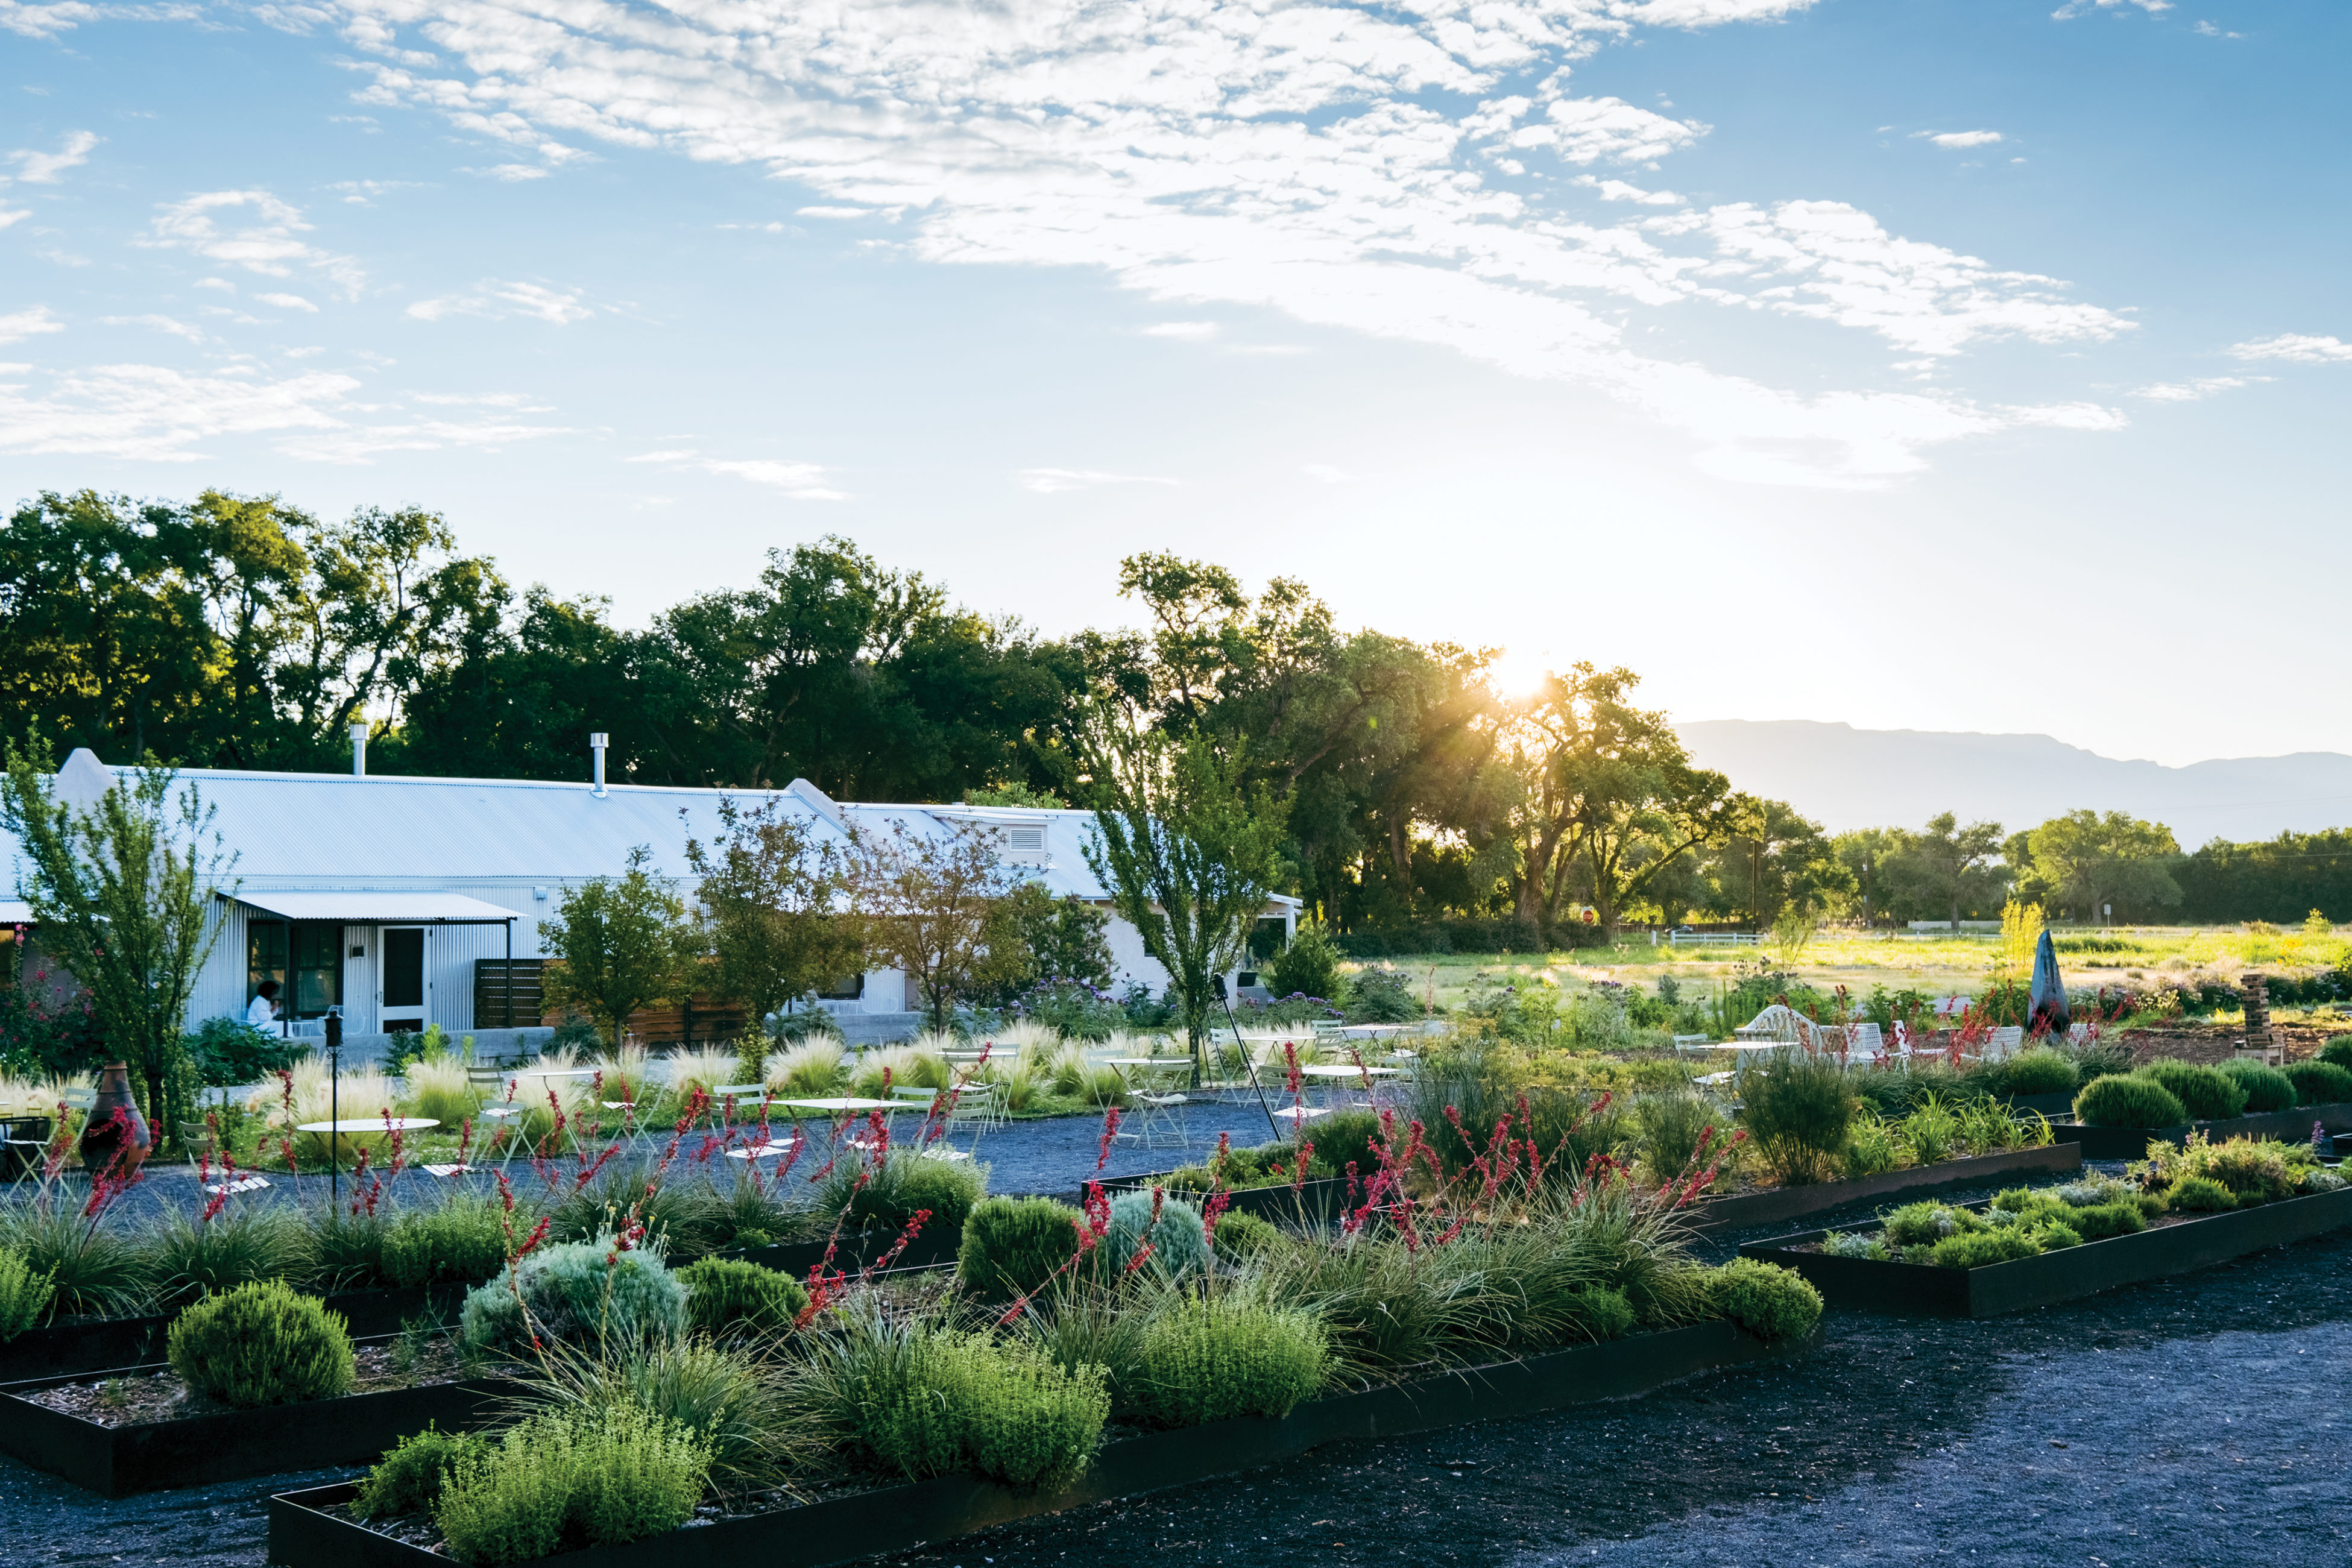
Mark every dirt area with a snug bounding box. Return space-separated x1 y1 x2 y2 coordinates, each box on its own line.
19 1336 473 1427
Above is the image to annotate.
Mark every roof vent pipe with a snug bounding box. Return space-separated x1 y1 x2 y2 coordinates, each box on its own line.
590 732 609 798
350 722 370 777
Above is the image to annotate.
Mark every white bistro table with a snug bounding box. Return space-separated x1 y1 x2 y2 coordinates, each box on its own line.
294 1116 438 1168
777 1096 903 1161
1298 1062 1403 1109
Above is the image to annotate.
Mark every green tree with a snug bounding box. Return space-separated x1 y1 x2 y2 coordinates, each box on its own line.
991 883 1115 992
1880 812 2005 931
538 847 697 1045
683 795 862 1030
1831 827 1905 928
845 819 1023 1030
1 742 238 1130
1077 719 1292 1069
2024 810 2183 924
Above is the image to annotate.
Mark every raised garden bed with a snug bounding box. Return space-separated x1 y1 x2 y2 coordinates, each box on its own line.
1092 1172 1354 1223
0 1344 510 1497
1682 1144 2082 1233
1738 1186 2352 1317
1999 1091 2078 1116
731 1220 962 1277
0 1281 466 1384
2046 1101 2352 1160
271 1317 1812 1568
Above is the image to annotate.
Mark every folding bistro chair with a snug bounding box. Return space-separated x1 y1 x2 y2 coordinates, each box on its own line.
464 1066 528 1172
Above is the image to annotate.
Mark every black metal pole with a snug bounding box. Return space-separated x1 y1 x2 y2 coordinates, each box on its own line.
1215 975 1283 1142
326 1010 341 1206
504 920 514 1029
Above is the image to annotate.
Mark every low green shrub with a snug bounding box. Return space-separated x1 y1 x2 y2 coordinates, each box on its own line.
1208 1210 1281 1264
814 1151 987 1235
1562 1285 1638 1341
434 1405 710 1566
1129 1291 1329 1428
2038 1221 2083 1249
677 1257 807 1334
2318 1036 2352 1071
1998 1050 2081 1096
384 1200 510 1289
1710 1258 1823 1341
956 1341 1111 1490
957 1196 1084 1303
353 1424 488 1519
167 1279 355 1407
1882 1203 1979 1248
2075 1074 2188 1129
460 1240 689 1352
2220 1061 2297 1115
1926 1229 2042 1268
2284 1060 2352 1107
1098 1190 1211 1280
2135 1060 2248 1122
1304 1109 1384 1180
2066 1202 2146 1242
1821 1230 1887 1261
2166 1175 2238 1212
1736 1057 1854 1186
0 1247 55 1340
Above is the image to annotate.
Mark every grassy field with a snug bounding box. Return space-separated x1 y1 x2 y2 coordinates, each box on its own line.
1343 926 2352 1019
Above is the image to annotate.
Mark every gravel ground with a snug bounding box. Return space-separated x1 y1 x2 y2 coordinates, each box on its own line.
7 1159 2345 1568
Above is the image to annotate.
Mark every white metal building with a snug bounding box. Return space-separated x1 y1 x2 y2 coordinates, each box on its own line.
1 746 1297 1047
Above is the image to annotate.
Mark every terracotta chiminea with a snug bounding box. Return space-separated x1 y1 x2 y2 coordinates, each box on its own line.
78 1062 153 1177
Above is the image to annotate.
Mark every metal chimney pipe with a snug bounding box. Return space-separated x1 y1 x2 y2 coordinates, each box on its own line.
590 732 609 797
350 722 370 776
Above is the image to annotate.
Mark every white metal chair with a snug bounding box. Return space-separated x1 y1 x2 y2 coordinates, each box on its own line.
464 1066 528 1171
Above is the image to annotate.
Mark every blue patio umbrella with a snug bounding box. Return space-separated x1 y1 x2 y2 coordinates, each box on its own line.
2027 928 2069 1038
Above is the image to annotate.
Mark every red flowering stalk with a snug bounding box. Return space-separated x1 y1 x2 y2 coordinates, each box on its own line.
1282 1040 1304 1103
454 1117 475 1172
570 1141 620 1192
860 1207 932 1279
1290 1138 1314 1193
1095 1104 1123 1171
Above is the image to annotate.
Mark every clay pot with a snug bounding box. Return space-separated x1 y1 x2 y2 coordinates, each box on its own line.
78 1063 152 1178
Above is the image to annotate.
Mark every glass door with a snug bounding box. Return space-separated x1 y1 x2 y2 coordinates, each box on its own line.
380 927 426 1033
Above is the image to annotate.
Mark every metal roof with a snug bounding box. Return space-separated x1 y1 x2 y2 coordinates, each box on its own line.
230 891 522 923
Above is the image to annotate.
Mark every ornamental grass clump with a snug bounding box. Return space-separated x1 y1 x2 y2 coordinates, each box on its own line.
2134 1060 2248 1122
957 1196 1083 1303
1129 1291 1328 1428
433 1404 710 1566
167 1279 355 1408
1738 1056 1854 1185
519 1335 801 1494
0 1204 150 1319
2075 1074 2188 1129
1209 1209 1282 1264
150 1204 307 1308
676 1256 808 1335
385 1198 510 1288
460 1239 689 1352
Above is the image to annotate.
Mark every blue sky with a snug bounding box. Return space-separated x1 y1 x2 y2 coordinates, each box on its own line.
4 0 2347 767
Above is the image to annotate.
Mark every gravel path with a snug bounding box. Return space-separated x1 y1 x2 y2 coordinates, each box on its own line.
7 1202 2345 1567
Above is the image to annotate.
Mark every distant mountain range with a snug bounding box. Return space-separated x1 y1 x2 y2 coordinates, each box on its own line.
1673 721 2352 848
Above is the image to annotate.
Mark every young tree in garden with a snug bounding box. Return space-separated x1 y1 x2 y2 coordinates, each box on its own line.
1 741 238 1130
1078 717 1292 1071
684 794 862 1027
538 846 698 1045
2023 810 2183 925
846 819 1025 1030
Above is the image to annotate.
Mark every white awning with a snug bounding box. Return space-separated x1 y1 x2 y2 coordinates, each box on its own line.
230 892 519 924
0 901 34 925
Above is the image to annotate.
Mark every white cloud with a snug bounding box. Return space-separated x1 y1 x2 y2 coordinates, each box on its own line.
1917 130 2003 150
0 306 65 344
321 0 2130 487
0 1 199 39
412 390 552 409
7 129 99 183
1016 468 1179 494
326 178 424 204
408 280 590 325
101 312 205 342
1144 321 1219 339
141 190 365 296
0 206 30 230
1575 176 1685 205
277 415 572 462
2228 333 2352 365
463 163 549 181
627 449 845 499
2052 0 2169 15
256 292 319 312
2192 20 2241 37
2134 375 2257 402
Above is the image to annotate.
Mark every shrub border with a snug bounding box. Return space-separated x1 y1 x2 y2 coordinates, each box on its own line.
0 1359 510 1497
268 1318 1813 1568
1737 1185 2352 1318
2046 1101 2352 1160
1682 1144 2081 1233
0 1282 466 1385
